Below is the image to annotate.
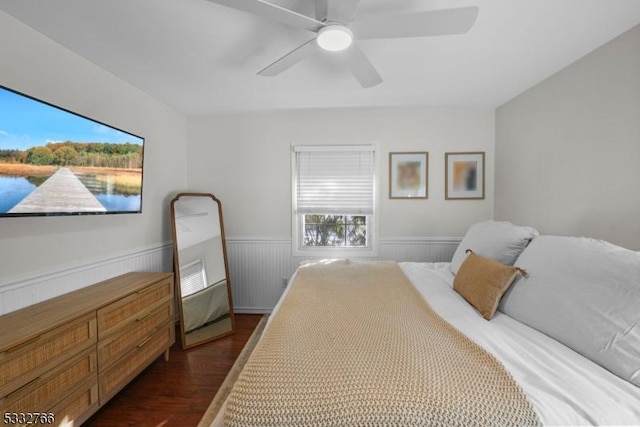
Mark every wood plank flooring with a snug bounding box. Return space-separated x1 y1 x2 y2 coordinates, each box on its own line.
85 314 263 427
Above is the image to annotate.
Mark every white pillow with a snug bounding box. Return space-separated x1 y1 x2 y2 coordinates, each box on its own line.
450 221 538 275
500 236 640 387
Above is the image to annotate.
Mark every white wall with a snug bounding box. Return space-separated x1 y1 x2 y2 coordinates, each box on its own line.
495 24 640 250
187 107 493 311
0 11 188 286
187 108 495 240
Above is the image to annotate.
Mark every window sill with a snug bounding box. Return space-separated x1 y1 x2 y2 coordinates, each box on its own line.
292 246 379 258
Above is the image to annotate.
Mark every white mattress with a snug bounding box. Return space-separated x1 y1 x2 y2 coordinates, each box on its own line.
213 262 640 426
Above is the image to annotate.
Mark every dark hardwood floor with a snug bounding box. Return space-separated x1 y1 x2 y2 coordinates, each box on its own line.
85 314 263 427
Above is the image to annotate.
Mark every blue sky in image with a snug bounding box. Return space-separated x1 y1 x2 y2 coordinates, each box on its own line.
0 87 143 150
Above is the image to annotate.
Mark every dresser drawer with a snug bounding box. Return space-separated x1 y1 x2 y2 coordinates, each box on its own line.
98 300 173 371
97 278 173 339
99 323 173 404
0 379 99 427
0 347 97 414
49 378 99 427
0 314 96 398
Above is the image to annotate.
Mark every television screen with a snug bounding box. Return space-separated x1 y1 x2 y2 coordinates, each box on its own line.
0 85 144 217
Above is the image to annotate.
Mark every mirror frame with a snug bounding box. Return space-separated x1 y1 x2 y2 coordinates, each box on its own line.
170 192 236 349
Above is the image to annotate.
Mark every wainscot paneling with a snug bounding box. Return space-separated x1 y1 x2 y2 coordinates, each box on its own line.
0 243 173 315
1 238 460 316
226 237 461 314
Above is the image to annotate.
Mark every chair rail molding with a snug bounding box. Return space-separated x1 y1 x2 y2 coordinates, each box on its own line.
1 237 461 316
0 242 173 315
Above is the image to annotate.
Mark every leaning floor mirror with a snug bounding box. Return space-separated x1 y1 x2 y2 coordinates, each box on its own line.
170 192 235 349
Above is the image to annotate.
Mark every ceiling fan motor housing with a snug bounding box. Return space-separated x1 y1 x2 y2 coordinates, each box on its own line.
317 24 354 51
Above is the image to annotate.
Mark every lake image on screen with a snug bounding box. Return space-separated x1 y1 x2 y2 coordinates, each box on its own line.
0 87 144 215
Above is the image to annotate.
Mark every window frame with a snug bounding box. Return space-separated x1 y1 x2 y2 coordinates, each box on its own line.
291 142 379 258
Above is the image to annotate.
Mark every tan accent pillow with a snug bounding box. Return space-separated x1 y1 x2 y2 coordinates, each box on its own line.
453 250 525 320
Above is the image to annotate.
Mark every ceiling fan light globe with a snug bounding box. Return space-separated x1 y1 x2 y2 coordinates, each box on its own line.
317 25 353 51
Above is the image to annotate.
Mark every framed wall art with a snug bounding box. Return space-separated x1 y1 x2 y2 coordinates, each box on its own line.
445 152 485 200
389 152 428 199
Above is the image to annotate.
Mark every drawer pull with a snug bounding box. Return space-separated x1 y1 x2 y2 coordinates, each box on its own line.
3 335 41 354
137 337 152 348
137 286 154 295
136 312 150 322
6 376 40 399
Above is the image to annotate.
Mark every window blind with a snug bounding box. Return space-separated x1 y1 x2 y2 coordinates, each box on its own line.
294 145 375 215
179 259 208 297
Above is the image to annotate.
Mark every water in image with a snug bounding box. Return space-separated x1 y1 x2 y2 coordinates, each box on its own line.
75 172 141 212
0 172 140 213
0 175 37 212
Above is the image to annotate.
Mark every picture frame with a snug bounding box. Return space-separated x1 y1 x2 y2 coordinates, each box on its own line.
445 152 485 200
389 152 428 199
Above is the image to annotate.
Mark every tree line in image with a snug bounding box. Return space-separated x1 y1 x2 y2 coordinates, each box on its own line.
0 141 142 169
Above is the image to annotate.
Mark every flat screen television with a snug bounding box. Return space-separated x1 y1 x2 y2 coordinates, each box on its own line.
0 85 144 217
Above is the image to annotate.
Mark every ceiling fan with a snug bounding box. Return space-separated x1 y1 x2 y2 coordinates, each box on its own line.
207 0 479 88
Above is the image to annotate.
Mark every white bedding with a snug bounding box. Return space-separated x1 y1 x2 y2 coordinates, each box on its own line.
183 280 230 333
213 262 640 426
402 262 640 426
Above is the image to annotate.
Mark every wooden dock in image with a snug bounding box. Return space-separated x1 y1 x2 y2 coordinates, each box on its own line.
9 167 107 213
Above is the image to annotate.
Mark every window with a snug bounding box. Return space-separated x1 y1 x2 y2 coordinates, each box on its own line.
292 144 378 256
179 259 208 297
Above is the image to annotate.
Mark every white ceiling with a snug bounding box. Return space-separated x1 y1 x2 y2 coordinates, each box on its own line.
1 0 639 115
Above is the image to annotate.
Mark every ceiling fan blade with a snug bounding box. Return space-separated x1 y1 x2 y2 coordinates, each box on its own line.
315 0 328 21
207 0 324 33
351 6 479 40
346 44 382 88
258 38 318 76
330 0 361 23
315 0 360 23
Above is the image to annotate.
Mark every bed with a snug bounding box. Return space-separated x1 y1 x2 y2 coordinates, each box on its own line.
183 279 230 333
211 222 640 426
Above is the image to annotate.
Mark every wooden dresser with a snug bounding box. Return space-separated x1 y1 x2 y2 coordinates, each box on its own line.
0 272 174 427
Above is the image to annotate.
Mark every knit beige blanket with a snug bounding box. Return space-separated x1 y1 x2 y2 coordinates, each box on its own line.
224 260 540 427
